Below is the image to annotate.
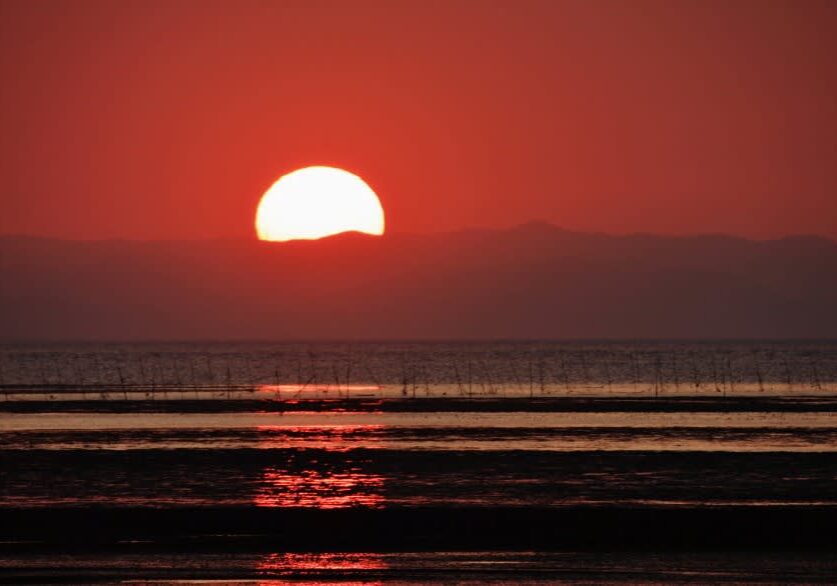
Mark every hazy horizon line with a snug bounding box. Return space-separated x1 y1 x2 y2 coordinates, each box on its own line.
3 337 836 345
2 221 835 245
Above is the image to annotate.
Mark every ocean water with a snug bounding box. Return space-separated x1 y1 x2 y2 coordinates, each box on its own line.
1 341 835 583
2 340 835 394
1 410 835 509
2 551 835 584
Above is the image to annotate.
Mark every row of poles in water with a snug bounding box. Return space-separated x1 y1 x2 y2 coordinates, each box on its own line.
0 349 830 395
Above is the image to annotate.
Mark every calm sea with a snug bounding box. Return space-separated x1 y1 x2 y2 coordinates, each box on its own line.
1 341 835 583
2 340 835 394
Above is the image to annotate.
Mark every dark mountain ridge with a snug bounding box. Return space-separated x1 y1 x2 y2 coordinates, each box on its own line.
1 224 835 340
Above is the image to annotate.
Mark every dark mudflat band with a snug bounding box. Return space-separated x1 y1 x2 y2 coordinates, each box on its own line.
1 505 834 552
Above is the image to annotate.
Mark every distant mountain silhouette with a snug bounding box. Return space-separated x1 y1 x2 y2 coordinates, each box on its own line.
2 224 835 340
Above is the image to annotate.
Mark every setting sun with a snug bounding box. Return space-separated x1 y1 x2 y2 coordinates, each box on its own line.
255 166 385 242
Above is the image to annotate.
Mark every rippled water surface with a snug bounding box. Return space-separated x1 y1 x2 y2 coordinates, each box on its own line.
1 408 835 508
2 551 835 584
2 340 835 393
1 341 835 582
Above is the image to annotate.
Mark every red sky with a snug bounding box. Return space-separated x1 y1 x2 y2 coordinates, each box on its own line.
1 0 835 241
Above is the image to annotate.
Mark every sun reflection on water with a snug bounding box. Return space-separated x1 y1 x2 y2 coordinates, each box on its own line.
255 423 386 452
257 383 382 400
256 552 387 585
254 424 386 508
254 467 385 508
257 551 387 572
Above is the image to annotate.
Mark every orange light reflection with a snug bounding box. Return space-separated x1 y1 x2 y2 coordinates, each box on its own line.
254 424 386 508
259 384 381 393
254 467 385 508
258 552 387 572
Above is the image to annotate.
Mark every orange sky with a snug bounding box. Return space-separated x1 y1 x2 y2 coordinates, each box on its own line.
1 0 835 240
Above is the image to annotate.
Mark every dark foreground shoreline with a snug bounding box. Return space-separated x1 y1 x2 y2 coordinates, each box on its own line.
3 395 836 413
1 506 835 552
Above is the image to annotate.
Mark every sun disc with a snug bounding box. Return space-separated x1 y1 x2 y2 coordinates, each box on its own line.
256 166 385 242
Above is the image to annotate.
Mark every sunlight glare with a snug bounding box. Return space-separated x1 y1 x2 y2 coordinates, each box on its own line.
255 166 385 242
